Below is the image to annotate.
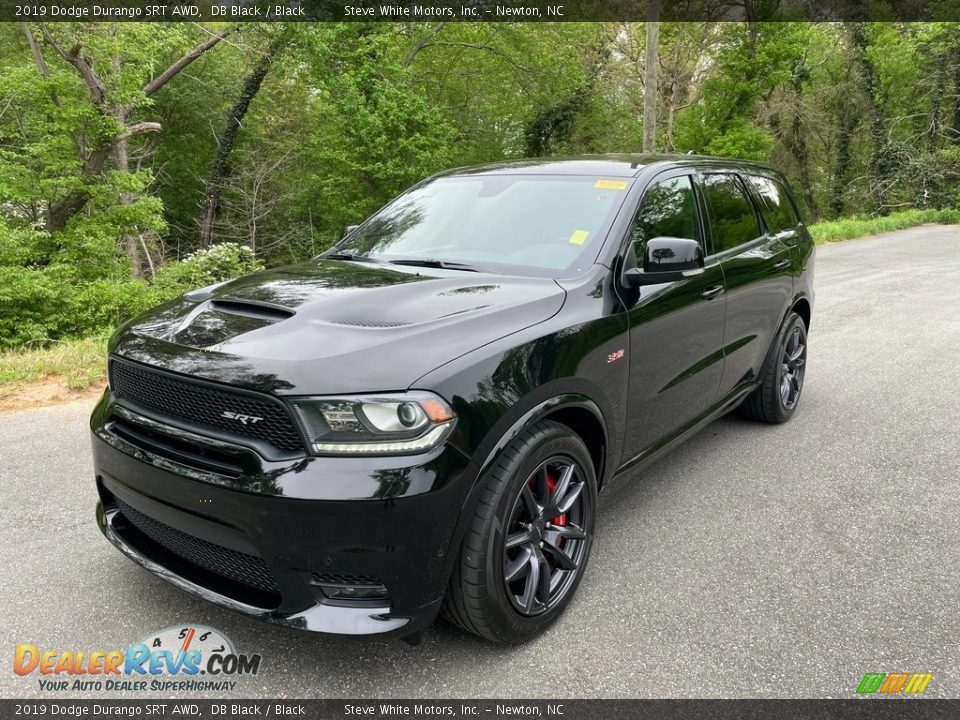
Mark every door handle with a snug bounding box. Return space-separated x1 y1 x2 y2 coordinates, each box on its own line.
773 259 790 270
701 285 723 299
778 229 800 245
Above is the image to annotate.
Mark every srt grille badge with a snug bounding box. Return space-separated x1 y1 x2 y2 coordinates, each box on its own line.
221 410 263 425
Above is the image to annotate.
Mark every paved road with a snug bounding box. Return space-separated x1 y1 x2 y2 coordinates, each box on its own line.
1 226 958 699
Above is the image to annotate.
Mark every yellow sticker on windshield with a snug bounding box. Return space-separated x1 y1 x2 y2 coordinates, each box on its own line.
595 179 628 190
569 230 590 245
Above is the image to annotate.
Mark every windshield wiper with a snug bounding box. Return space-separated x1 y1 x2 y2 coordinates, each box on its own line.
388 258 487 273
322 252 379 263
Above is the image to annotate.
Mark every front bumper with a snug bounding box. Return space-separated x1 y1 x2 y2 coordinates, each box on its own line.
91 392 474 637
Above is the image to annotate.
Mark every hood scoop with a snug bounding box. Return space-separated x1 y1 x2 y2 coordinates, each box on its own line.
169 299 295 349
209 299 295 321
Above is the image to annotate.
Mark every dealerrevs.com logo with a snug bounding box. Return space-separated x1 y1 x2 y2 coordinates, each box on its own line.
14 625 261 693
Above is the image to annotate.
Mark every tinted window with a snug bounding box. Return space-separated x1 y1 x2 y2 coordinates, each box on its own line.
630 176 701 260
749 175 800 233
702 174 760 252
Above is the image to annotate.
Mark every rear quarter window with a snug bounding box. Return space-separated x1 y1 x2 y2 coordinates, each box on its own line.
748 175 801 233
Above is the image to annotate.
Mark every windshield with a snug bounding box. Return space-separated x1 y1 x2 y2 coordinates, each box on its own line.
329 174 633 277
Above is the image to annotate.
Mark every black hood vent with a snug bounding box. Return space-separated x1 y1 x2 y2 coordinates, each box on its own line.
209 299 294 321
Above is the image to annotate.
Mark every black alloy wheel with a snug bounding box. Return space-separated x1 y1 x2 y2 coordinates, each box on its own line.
736 310 808 424
502 457 590 616
779 323 807 410
442 420 597 643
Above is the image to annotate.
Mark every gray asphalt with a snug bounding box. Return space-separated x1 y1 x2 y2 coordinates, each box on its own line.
1 225 958 699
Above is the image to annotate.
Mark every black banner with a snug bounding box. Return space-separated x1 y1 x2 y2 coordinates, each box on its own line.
2 700 959 720
4 0 960 23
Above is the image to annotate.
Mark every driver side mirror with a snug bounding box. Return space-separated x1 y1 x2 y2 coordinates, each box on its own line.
623 236 705 287
340 224 359 240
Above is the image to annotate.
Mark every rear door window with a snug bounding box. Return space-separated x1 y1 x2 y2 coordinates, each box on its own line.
748 175 800 233
701 174 761 253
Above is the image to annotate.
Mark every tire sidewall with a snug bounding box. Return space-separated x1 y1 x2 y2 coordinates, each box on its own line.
480 424 597 641
772 312 807 422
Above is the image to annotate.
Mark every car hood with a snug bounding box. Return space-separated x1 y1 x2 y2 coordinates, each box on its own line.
112 259 566 395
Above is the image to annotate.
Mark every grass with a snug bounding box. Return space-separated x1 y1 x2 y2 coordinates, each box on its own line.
0 334 108 392
808 207 960 244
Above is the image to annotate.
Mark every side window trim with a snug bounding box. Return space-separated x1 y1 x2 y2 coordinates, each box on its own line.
690 170 715 257
741 173 774 236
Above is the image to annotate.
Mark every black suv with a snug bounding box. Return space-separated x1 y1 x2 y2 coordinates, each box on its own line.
91 155 814 643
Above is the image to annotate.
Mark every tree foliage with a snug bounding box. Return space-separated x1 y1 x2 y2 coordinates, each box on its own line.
1 21 959 348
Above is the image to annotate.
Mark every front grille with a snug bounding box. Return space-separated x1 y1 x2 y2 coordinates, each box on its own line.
109 358 304 453
115 498 279 594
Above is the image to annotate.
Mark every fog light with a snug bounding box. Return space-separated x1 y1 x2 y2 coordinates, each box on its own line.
308 572 389 602
318 584 389 601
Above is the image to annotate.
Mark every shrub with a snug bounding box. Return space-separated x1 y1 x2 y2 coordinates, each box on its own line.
152 243 264 299
0 266 62 348
64 280 160 337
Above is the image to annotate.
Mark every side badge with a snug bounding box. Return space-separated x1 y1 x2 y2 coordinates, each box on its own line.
607 348 625 364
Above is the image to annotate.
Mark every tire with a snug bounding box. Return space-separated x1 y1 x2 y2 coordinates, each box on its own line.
737 311 808 424
442 420 597 643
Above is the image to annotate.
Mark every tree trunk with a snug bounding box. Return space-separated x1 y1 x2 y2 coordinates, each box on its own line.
664 79 681 152
831 109 857 218
927 58 946 151
847 23 887 212
112 55 141 278
199 43 280 248
36 25 229 233
953 45 960 143
45 145 112 232
790 114 819 220
642 3 660 153
114 132 141 278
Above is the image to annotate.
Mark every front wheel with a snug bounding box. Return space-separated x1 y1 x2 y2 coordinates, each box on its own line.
737 311 808 423
442 420 597 643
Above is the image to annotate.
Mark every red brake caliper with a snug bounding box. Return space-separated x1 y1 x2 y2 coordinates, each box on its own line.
530 469 568 547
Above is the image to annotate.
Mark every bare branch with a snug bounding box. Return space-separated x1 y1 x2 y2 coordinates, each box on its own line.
38 23 107 107
137 229 156 279
403 23 446 67
119 121 162 139
142 30 231 98
403 40 532 73
21 23 50 77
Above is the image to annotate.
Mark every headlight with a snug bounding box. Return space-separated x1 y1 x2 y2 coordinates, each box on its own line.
290 392 456 456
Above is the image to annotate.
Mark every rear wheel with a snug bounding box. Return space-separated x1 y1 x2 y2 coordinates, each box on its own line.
442 420 597 643
737 311 807 423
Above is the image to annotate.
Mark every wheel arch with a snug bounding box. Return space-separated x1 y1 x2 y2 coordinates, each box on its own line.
434 392 611 616
475 393 610 489
792 296 811 331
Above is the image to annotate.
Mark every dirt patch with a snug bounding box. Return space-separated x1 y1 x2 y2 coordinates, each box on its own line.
0 376 106 413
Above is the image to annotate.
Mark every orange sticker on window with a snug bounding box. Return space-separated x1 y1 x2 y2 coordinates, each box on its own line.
595 179 629 190
569 230 590 245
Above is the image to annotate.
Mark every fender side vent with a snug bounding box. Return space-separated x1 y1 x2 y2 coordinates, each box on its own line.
331 319 410 328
